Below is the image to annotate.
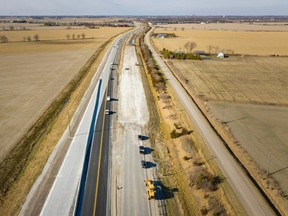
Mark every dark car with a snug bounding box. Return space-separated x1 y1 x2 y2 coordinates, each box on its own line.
139 146 145 154
141 160 147 168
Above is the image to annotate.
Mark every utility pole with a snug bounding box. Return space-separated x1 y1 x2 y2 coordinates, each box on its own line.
68 111 72 137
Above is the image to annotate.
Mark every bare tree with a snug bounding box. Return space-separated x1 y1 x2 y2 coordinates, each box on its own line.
27 36 31 42
9 26 15 31
214 46 220 54
225 49 234 55
184 41 197 53
181 27 185 31
81 33 86 39
0 35 8 43
208 45 220 54
72 34 75 39
207 45 213 54
66 34 70 40
34 34 39 41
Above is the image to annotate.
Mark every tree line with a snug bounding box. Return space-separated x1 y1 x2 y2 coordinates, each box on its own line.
0 32 89 43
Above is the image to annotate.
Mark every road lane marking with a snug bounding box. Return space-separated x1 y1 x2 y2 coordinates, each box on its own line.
93 89 108 216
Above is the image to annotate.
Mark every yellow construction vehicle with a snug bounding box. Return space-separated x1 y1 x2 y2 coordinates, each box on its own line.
144 179 155 200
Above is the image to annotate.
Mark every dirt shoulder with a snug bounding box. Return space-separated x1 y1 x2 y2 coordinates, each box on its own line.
0 33 123 215
137 28 246 216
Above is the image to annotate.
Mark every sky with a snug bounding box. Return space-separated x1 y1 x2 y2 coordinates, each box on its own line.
1 0 288 16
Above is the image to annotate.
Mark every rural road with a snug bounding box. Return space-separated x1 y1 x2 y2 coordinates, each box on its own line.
145 27 275 216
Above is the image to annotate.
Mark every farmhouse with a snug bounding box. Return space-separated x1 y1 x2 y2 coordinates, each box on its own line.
217 52 224 58
156 33 167 38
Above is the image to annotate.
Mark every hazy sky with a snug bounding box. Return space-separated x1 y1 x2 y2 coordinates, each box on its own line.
1 0 288 16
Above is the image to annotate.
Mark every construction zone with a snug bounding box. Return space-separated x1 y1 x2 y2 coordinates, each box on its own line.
145 179 155 200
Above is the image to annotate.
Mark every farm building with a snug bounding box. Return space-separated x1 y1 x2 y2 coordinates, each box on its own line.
217 52 225 58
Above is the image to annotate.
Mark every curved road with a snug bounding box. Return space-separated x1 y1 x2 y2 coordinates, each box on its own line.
145 27 274 216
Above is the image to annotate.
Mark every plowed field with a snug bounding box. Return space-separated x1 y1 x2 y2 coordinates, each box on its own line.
0 27 128 162
167 56 288 195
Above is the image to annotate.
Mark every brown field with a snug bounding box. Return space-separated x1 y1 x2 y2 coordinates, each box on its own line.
152 25 288 56
168 57 288 192
0 26 129 163
166 57 288 213
169 57 288 105
158 22 288 31
0 17 126 30
0 27 125 44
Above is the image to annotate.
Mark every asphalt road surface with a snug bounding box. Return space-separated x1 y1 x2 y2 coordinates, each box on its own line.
80 75 113 216
36 32 130 216
145 27 275 216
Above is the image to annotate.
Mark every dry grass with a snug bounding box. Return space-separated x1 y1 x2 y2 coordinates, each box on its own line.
0 41 110 215
159 22 288 32
137 32 245 215
2 27 126 42
0 26 128 215
0 27 129 163
152 27 288 56
166 57 288 215
0 27 129 50
168 57 288 105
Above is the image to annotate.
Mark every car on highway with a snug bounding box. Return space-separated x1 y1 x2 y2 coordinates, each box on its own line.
107 96 111 101
141 160 147 168
139 146 145 154
105 109 110 115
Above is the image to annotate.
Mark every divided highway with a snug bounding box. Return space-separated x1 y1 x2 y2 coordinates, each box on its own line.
145 27 275 216
38 31 130 216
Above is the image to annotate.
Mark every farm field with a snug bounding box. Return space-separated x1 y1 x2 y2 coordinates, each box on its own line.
167 56 288 200
0 27 126 48
158 22 288 31
152 23 288 56
208 102 288 193
0 26 129 163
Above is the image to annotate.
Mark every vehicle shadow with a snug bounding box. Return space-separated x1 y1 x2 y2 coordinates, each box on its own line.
138 135 149 141
107 111 116 115
142 161 157 169
153 181 176 200
143 147 154 155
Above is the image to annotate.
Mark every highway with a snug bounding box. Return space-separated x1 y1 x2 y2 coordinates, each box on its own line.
23 25 155 216
110 25 160 216
80 73 113 215
75 28 122 216
145 27 275 216
38 31 130 216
